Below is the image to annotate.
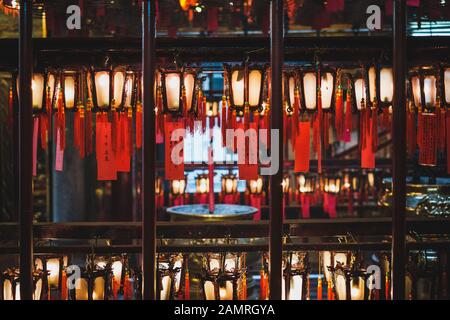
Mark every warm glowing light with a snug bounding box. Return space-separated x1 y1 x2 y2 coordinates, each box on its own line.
444 68 450 104
171 179 186 195
113 70 125 107
184 73 195 111
248 177 263 194
46 258 61 288
423 75 437 107
64 74 76 108
32 74 44 109
380 68 393 103
231 70 245 107
303 72 317 110
123 73 134 108
75 278 89 300
321 72 334 110
95 71 110 108
92 277 105 300
165 73 181 111
248 69 262 107
196 175 209 194
354 78 366 110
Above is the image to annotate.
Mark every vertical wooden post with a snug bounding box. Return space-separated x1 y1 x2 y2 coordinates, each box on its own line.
18 0 34 300
269 0 284 300
392 0 407 300
142 0 157 300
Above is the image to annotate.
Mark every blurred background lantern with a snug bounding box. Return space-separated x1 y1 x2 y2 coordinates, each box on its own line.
34 255 69 300
94 254 128 300
201 252 246 300
342 170 360 216
195 173 210 204
69 265 111 300
246 176 264 220
379 67 394 108
32 73 45 110
61 70 79 110
155 176 165 208
282 252 309 300
206 100 219 117
282 173 291 219
1 268 45 300
157 253 184 300
326 253 369 300
221 173 238 204
296 174 316 219
323 175 341 218
170 177 187 206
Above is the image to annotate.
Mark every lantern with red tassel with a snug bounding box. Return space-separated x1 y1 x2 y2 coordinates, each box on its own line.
195 173 210 204
296 174 316 219
170 177 187 206
224 63 265 130
410 67 439 167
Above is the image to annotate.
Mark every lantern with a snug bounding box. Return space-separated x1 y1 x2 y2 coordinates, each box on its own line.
226 64 265 114
247 176 264 195
323 175 341 195
68 266 111 300
110 68 135 110
442 66 450 108
196 174 210 194
410 67 437 110
171 178 187 196
60 70 80 110
296 174 316 194
160 68 198 115
325 253 369 300
201 252 246 300
157 254 184 300
92 68 112 109
282 252 309 300
221 173 238 195
300 67 335 111
1 268 45 300
354 74 367 111
94 255 126 299
16 72 47 110
406 250 440 300
34 255 69 298
282 174 291 194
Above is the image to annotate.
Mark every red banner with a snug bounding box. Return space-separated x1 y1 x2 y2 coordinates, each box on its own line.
96 121 117 181
238 122 259 180
164 121 185 180
294 121 310 172
55 128 64 172
418 113 437 166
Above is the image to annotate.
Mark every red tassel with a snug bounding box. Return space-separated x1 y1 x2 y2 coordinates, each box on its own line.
123 273 133 300
335 85 344 141
260 267 266 300
437 107 446 152
344 88 353 142
184 268 190 300
8 86 13 129
371 108 378 151
136 102 143 149
55 89 66 151
61 271 67 300
418 112 437 166
39 113 48 150
300 194 310 219
323 112 330 149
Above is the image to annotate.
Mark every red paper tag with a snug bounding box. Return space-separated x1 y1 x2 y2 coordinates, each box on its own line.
295 121 310 172
96 122 117 181
32 117 39 177
238 122 259 180
361 113 375 169
419 113 437 166
55 129 64 172
165 121 185 180
116 152 131 173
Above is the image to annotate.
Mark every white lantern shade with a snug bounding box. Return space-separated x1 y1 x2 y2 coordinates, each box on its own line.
32 74 44 109
64 74 76 109
204 281 216 300
288 75 296 107
350 278 365 300
380 68 393 103
95 71 110 108
219 281 234 300
444 68 450 104
113 70 125 107
423 75 437 107
303 72 317 110
92 277 105 300
75 278 89 300
368 66 377 103
248 69 262 107
46 258 61 288
184 73 195 111
111 261 123 284
231 69 245 107
321 72 334 110
160 275 172 300
165 73 181 111
123 73 134 108
354 78 366 110
411 76 422 107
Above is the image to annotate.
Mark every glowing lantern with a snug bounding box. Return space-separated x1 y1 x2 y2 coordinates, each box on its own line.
282 252 309 300
323 175 341 195
61 70 79 109
1 268 45 300
34 255 69 294
410 67 437 109
442 67 450 108
196 174 210 194
68 267 111 301
301 68 335 111
157 254 184 300
160 69 198 115
379 67 394 107
247 176 264 195
92 69 112 109
282 174 291 194
201 253 245 300
221 173 238 195
296 174 316 194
